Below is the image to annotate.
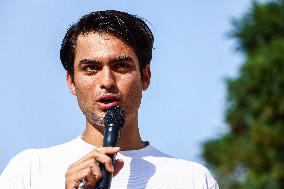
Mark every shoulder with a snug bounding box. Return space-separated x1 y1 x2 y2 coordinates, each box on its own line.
148 153 212 177
36 136 82 154
0 149 38 189
144 146 219 188
1 149 39 174
0 137 84 188
0 137 81 177
20 136 89 166
177 160 218 189
18 136 89 162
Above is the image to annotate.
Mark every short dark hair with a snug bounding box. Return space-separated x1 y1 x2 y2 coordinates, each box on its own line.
60 10 154 81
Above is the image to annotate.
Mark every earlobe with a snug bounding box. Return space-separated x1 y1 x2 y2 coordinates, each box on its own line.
142 65 151 91
66 72 77 96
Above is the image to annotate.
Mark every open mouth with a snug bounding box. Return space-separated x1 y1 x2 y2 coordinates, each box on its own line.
97 95 120 110
99 98 118 104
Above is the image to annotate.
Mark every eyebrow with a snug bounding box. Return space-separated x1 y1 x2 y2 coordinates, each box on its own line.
78 55 134 66
109 55 134 64
79 59 101 66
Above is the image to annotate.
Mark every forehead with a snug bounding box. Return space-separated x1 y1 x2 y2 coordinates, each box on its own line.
75 32 138 61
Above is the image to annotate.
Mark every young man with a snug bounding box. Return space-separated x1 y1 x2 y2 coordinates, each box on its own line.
0 10 219 189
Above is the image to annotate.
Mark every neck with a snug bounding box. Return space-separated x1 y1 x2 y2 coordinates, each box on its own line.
81 117 143 151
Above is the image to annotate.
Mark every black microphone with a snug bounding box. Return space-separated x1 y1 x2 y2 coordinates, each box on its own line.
95 106 125 189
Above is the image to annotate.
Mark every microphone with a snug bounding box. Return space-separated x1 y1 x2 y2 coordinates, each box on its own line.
95 106 125 189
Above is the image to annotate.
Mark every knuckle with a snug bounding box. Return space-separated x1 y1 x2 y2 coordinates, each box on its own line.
87 167 92 174
96 146 110 153
90 158 97 165
105 157 112 164
93 147 100 152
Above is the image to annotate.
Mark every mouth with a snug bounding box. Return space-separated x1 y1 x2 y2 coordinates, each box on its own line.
96 95 120 110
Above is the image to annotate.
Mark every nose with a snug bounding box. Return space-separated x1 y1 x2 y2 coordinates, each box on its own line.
99 66 116 90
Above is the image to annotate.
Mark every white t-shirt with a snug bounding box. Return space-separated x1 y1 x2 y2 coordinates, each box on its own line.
0 137 219 189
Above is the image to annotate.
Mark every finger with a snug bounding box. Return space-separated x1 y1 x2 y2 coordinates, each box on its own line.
87 148 120 173
76 166 101 189
86 165 101 187
73 151 113 173
76 167 92 183
66 167 92 189
95 147 120 154
90 163 102 182
74 147 120 166
68 158 98 174
94 154 114 173
113 159 124 177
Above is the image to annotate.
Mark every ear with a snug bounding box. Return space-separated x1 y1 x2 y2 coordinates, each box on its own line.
142 64 151 91
66 72 77 96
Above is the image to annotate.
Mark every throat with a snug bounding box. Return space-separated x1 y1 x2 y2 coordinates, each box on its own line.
81 125 104 147
118 128 144 151
82 117 143 150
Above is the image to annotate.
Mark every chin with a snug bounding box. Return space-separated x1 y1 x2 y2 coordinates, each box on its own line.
88 116 105 132
85 111 104 127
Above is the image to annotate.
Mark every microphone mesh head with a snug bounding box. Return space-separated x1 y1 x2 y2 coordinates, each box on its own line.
104 106 125 128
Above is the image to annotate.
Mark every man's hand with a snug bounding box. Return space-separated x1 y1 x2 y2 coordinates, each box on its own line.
65 147 124 189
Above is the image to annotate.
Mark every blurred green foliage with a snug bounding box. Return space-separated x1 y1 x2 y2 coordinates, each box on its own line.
202 0 284 188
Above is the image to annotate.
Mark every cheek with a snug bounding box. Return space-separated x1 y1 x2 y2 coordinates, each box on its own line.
74 77 96 100
118 73 143 110
118 73 142 94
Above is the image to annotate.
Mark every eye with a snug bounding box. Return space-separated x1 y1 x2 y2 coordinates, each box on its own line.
114 62 131 71
83 65 100 72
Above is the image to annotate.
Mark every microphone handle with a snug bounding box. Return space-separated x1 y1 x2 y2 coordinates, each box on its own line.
96 154 115 189
95 125 120 189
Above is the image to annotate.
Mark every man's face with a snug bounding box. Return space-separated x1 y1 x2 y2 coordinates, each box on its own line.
67 32 150 129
